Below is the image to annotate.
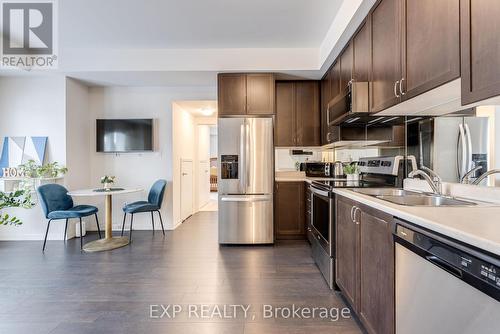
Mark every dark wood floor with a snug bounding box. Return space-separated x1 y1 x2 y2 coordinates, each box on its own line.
0 212 362 334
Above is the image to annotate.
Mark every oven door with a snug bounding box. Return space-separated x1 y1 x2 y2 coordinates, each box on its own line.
310 187 334 256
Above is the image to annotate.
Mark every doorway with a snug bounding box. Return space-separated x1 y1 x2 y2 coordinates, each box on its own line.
200 125 218 212
172 100 217 227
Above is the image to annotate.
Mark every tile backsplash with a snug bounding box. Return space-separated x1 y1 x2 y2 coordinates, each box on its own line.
275 147 404 171
275 148 325 171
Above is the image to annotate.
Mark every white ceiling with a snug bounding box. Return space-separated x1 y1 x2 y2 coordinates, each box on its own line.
1 0 377 86
59 0 342 49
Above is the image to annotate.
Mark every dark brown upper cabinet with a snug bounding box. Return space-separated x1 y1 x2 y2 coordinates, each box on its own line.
218 74 247 116
275 81 320 147
246 74 275 115
370 0 460 113
353 19 371 86
320 73 331 145
340 42 353 91
370 0 401 113
218 73 275 116
330 60 341 104
402 0 460 100
275 82 295 146
461 0 500 105
274 181 306 240
296 81 321 146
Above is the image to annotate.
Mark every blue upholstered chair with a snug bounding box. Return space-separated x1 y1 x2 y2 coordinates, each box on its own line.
121 179 166 241
37 184 101 251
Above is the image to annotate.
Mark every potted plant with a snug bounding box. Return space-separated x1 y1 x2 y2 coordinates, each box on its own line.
344 163 359 181
36 162 68 178
18 160 68 179
0 189 35 226
100 176 116 190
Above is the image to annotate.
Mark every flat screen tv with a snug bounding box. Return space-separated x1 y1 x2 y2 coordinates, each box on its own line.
96 119 153 153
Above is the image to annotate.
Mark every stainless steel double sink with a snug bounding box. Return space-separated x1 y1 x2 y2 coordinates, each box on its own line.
352 188 482 207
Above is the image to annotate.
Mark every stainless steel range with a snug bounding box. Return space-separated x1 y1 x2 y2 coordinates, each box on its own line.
309 156 416 289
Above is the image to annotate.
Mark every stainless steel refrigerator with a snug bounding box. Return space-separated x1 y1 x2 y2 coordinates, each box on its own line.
218 117 274 244
434 116 489 183
407 115 489 183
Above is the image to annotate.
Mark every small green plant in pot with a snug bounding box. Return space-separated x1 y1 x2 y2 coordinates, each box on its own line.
0 189 35 226
344 163 359 181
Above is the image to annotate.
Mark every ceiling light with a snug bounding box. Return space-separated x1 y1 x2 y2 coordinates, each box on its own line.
200 107 215 116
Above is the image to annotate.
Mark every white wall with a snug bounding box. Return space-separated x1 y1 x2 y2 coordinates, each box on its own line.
210 133 217 158
275 148 323 171
0 76 67 240
172 103 196 226
65 77 94 238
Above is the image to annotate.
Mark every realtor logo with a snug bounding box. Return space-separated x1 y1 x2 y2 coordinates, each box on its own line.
0 0 58 69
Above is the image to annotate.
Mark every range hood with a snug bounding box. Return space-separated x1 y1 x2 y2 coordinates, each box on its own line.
322 123 405 149
321 139 389 149
322 80 412 149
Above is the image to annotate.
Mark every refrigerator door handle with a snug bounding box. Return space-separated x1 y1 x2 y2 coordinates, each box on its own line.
464 123 473 172
418 128 424 168
458 124 467 179
246 122 251 190
220 195 272 202
240 123 246 192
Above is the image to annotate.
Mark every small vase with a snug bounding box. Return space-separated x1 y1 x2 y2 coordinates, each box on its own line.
103 182 111 190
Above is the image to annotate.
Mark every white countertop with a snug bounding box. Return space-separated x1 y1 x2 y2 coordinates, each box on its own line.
333 188 500 256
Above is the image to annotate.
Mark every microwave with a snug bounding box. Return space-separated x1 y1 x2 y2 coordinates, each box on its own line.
301 162 333 177
327 81 369 127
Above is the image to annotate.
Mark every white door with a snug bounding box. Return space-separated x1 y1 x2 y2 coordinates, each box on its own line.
198 161 210 209
180 159 193 221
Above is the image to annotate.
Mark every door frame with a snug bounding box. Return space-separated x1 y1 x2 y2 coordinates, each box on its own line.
180 158 194 222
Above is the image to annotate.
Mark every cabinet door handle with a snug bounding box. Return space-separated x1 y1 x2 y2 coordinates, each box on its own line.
354 207 361 225
400 78 405 96
350 206 355 222
394 80 400 98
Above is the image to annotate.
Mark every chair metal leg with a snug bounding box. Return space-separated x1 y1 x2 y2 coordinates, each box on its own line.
158 210 165 236
79 217 83 250
63 219 69 242
151 211 155 235
95 214 102 238
43 219 52 252
121 213 127 236
129 213 134 242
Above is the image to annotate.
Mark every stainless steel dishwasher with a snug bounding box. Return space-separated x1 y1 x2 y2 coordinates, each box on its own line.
394 220 500 334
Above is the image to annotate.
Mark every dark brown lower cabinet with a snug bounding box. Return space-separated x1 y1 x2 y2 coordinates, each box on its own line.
336 196 359 310
359 206 394 334
274 182 305 240
336 195 395 334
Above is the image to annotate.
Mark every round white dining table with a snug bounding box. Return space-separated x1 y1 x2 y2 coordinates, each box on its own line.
68 187 143 252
